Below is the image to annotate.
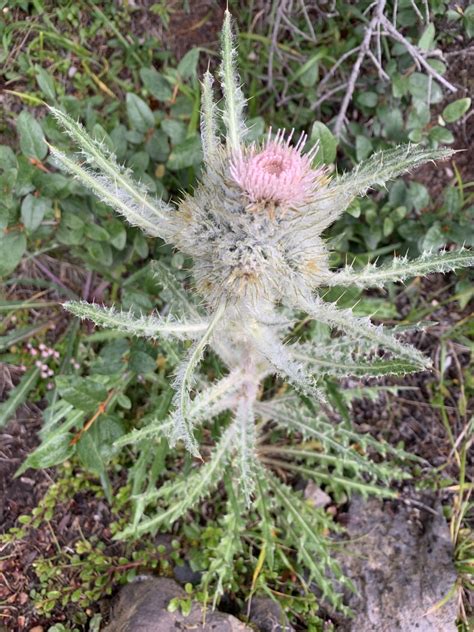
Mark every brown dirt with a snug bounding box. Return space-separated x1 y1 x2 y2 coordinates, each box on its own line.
351 274 473 474
0 402 127 631
130 0 226 62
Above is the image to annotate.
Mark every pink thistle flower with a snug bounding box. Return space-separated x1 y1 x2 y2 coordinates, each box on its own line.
230 129 326 209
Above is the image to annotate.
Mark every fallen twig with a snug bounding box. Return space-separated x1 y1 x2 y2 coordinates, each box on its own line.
380 15 457 93
334 0 387 137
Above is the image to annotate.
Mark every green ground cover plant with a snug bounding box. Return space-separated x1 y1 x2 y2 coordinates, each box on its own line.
0 1 473 630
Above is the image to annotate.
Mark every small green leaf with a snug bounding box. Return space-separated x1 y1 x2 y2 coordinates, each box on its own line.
35 66 56 102
408 129 423 143
140 68 173 101
408 182 429 212
161 119 187 145
389 180 407 206
178 48 200 80
443 186 461 214
57 211 85 246
383 216 394 237
145 129 169 161
128 150 150 175
180 599 192 616
408 73 443 104
85 223 110 242
92 123 115 152
76 431 110 499
308 122 338 165
16 431 75 474
16 111 48 160
0 231 27 277
442 98 471 123
356 92 378 108
21 194 50 232
429 126 454 144
55 376 107 412
168 598 180 613
464 5 474 39
0 145 17 170
456 278 474 310
418 23 435 51
86 241 113 266
421 222 445 252
126 94 155 133
107 219 127 250
297 54 319 88
167 136 202 171
392 74 408 98
356 135 372 161
383 108 404 139
407 100 430 130
129 350 156 374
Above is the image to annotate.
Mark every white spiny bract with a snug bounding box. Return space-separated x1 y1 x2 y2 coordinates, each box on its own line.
51 11 473 608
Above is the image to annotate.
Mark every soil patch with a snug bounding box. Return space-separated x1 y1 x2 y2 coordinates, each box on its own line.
130 0 226 62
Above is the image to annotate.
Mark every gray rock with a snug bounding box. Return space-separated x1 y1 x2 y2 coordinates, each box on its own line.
304 480 331 508
335 496 458 632
247 597 295 631
173 560 202 585
103 576 252 631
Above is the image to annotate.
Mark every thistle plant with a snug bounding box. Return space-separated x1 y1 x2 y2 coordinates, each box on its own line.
47 11 473 610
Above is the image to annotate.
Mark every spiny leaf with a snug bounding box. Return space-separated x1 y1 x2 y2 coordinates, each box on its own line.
150 260 200 317
116 423 237 539
249 321 325 401
219 10 247 151
49 107 171 227
293 348 420 377
234 391 257 506
299 294 429 369
312 144 455 231
64 301 209 339
171 302 226 453
115 369 245 449
264 470 351 611
49 146 167 238
334 144 454 198
201 478 247 606
326 248 474 288
257 398 418 466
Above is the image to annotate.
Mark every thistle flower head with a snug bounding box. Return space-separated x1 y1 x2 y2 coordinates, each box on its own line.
230 129 326 210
